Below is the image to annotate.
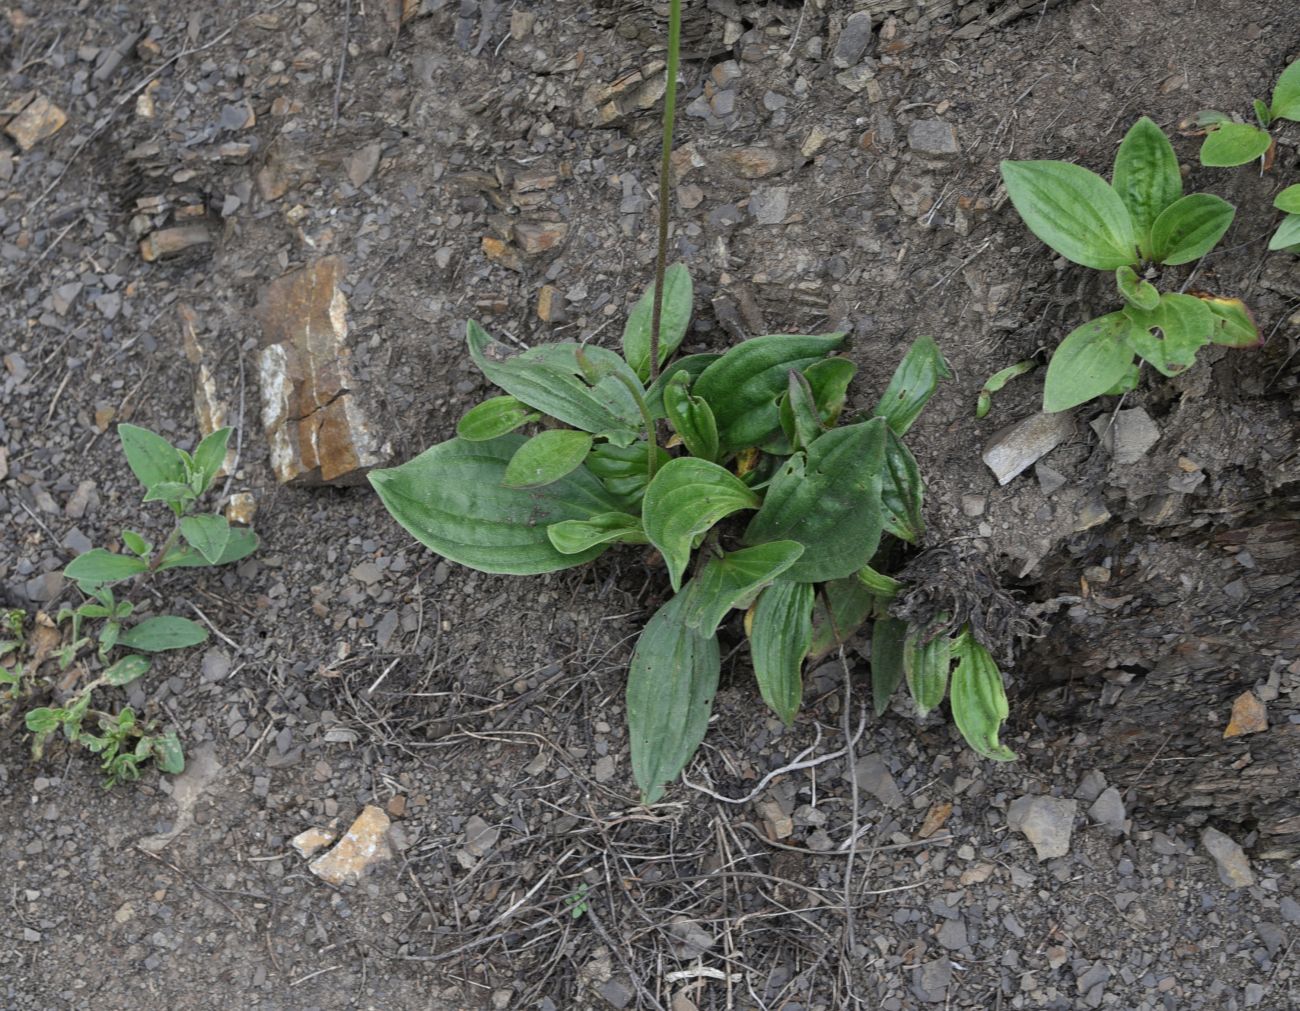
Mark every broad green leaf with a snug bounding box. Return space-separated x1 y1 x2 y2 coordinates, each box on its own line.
156 527 258 570
873 336 952 436
683 541 804 636
153 731 185 774
456 395 540 441
693 333 847 452
1275 185 1300 214
646 354 722 419
627 588 721 804
1199 121 1271 167
1042 312 1135 412
809 574 876 661
744 419 887 583
1271 58 1300 121
1149 193 1235 265
1116 266 1160 311
663 371 720 462
180 514 232 565
65 550 149 585
871 616 908 717
26 707 61 734
467 321 641 446
903 626 951 717
1269 214 1300 252
749 581 814 725
103 654 151 686
503 430 594 489
1122 293 1214 377
192 428 231 493
801 356 856 425
122 530 151 557
369 435 624 575
880 428 924 543
999 160 1138 269
99 620 120 653
950 630 1016 761
642 458 760 592
547 512 646 554
118 616 208 653
622 263 694 381
1105 362 1141 396
778 370 825 451
118 424 186 492
1198 295 1261 348
1112 116 1182 256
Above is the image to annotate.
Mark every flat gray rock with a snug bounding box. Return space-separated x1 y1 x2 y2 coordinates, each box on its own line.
983 412 1074 485
1008 794 1077 860
1087 786 1126 835
853 753 903 809
832 11 874 68
907 119 960 158
1201 826 1255 888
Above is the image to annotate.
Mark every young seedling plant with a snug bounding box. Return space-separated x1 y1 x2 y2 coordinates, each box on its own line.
20 424 258 785
1001 116 1261 412
1193 58 1300 167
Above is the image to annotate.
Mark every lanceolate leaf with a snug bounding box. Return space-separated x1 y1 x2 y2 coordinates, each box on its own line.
749 581 814 726
873 335 952 436
103 654 151 686
64 550 149 585
369 435 624 575
1148 193 1235 266
808 575 876 661
903 626 951 717
880 428 924 543
642 458 760 591
950 630 1016 761
627 587 721 804
622 263 694 381
1111 116 1182 255
663 371 720 462
1043 312 1135 413
467 322 642 446
802 357 856 425
999 160 1138 269
1269 215 1300 252
192 428 232 493
1122 293 1214 377
156 528 258 570
1270 58 1300 121
180 514 232 565
692 333 848 452
503 430 594 489
1199 121 1271 167
857 564 903 599
683 541 804 636
871 615 908 717
118 616 208 653
118 424 186 492
1197 295 1261 348
744 419 887 583
778 370 825 451
547 512 646 554
456 395 540 441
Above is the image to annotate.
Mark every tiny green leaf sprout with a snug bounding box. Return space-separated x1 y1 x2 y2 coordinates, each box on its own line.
1001 116 1259 413
1195 58 1300 167
29 424 260 785
1270 184 1300 255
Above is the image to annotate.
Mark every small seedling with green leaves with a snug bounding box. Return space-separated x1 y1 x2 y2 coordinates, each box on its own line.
1271 184 1300 254
1193 58 1300 167
21 424 259 784
975 360 1036 419
1001 116 1260 412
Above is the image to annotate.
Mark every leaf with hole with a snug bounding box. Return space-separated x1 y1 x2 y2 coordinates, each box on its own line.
1122 293 1214 376
1148 193 1235 265
873 336 952 436
642 458 760 592
1042 312 1135 412
1111 116 1182 257
621 263 694 381
369 435 625 575
749 580 814 726
683 541 804 637
950 630 1016 761
626 587 720 804
1000 160 1138 269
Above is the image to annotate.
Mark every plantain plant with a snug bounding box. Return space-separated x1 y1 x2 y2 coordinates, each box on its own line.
1193 58 1300 167
1001 116 1260 413
1271 184 1300 254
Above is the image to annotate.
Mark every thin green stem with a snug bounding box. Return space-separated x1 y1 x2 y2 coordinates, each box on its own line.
649 0 682 385
147 523 182 575
607 370 661 480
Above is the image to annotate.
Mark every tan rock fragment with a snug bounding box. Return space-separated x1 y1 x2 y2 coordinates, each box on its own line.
482 236 523 272
225 493 256 526
309 805 391 886
712 146 791 180
514 221 568 255
139 225 212 262
255 257 388 485
536 284 565 323
4 94 66 150
1224 690 1267 738
292 827 337 859
177 304 235 478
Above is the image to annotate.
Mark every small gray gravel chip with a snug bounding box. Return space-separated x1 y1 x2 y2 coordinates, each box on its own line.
832 11 874 68
907 119 961 158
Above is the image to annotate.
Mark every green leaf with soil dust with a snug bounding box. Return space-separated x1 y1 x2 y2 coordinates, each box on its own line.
1199 121 1271 167
118 424 187 493
1111 116 1182 256
1000 160 1138 269
1275 185 1300 215
502 429 594 489
64 550 149 586
627 587 720 805
950 629 1017 761
1148 193 1235 265
683 541 804 637
103 654 151 686
118 616 208 653
622 263 694 382
456 395 541 441
1042 312 1136 412
1116 266 1160 311
1122 293 1215 377
180 514 232 565
873 335 951 437
749 580 814 726
369 434 625 575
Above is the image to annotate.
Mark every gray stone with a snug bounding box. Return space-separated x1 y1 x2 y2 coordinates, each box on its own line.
1007 795 1077 860
61 527 93 556
907 119 960 158
915 957 952 1003
853 753 903 809
1074 769 1107 803
1279 895 1300 924
1244 982 1267 1007
1076 962 1110 994
1035 462 1067 495
749 186 789 225
937 916 967 951
1091 407 1160 465
983 412 1075 485
463 815 499 858
832 12 874 68
1087 787 1126 835
597 978 633 1009
1201 826 1255 888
